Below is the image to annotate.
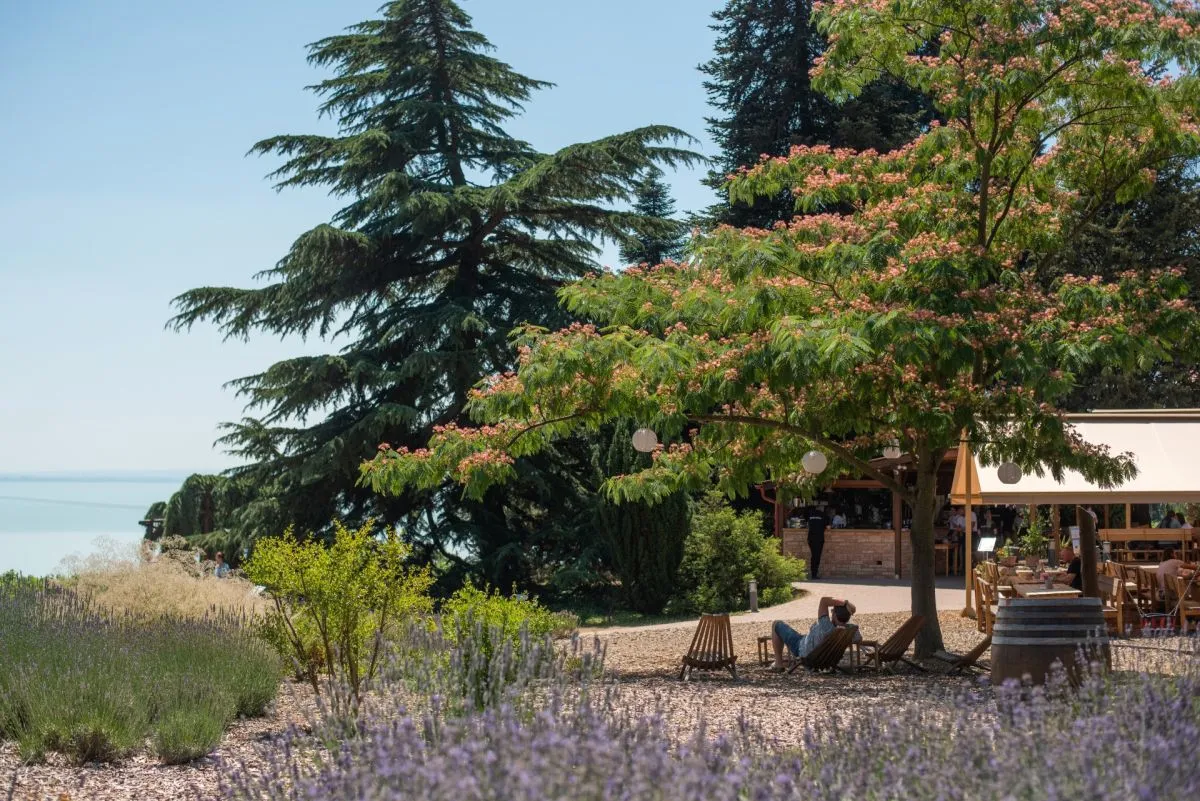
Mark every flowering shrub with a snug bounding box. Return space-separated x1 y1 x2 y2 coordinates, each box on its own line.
0 576 281 765
244 520 433 699
225 645 1200 801
672 492 805 613
439 584 577 710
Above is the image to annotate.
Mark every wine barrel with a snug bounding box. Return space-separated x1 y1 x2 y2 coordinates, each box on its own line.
991 598 1110 686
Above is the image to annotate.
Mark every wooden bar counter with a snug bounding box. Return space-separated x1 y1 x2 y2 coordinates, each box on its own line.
781 527 912 579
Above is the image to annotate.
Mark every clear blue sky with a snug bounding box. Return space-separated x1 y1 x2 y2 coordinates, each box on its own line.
0 0 723 474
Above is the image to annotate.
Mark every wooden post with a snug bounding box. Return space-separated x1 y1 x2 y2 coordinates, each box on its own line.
1103 505 1110 529
892 486 903 580
962 444 974 616
1078 505 1099 598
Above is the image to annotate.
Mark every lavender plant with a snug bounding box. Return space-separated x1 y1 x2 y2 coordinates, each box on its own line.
0 576 282 765
223 642 1200 801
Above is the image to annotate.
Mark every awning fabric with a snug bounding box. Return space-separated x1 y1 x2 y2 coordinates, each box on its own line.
951 410 1200 505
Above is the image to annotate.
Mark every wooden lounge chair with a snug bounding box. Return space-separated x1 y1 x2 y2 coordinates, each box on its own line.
787 625 856 674
679 613 738 680
934 635 991 675
857 614 926 672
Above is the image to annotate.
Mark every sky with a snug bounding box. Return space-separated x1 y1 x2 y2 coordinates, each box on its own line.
0 0 723 475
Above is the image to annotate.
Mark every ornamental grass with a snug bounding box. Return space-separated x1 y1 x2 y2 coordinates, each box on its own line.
0 576 282 765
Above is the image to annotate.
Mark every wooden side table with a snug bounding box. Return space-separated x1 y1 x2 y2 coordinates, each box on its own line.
757 635 772 665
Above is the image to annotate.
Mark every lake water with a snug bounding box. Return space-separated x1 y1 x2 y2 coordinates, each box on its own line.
0 477 182 577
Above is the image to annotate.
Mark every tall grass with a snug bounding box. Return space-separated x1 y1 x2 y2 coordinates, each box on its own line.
0 577 282 765
60 542 268 620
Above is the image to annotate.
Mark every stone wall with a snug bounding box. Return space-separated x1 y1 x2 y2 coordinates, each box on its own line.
781 528 912 579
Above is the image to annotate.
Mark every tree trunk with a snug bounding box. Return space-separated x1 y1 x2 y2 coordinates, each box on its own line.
1078 506 1099 598
910 461 945 657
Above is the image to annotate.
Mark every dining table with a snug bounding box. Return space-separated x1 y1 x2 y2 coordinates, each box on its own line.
1010 582 1083 599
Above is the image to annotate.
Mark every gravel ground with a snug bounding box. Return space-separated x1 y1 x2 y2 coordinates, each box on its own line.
0 681 317 801
4 612 1190 800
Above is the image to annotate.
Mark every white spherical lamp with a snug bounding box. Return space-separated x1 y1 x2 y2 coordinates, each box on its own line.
801 450 828 475
631 428 659 453
882 440 902 460
997 462 1022 485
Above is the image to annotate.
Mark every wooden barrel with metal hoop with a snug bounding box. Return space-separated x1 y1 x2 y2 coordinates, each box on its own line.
991 598 1110 686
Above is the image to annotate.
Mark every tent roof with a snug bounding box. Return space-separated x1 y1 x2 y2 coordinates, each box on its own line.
951 410 1200 505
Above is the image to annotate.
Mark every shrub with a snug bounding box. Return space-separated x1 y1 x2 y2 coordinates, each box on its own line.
437 584 574 711
244 520 433 699
0 576 281 765
61 552 267 621
671 492 805 614
223 649 1200 801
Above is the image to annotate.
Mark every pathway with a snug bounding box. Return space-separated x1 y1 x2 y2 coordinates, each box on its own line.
587 576 968 634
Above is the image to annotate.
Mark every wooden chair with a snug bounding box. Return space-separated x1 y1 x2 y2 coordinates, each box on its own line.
857 615 926 672
1098 574 1126 636
934 635 992 676
972 569 988 633
679 613 738 680
1112 563 1139 601
976 578 998 636
787 626 856 674
1169 575 1200 635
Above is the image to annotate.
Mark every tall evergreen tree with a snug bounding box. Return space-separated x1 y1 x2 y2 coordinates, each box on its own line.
594 420 691 615
700 0 932 227
619 168 686 265
169 0 700 581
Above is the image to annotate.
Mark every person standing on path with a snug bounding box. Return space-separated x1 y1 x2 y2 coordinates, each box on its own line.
807 507 827 580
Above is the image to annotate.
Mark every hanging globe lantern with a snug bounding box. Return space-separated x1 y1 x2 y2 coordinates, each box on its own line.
882 440 902 460
997 462 1022 484
631 428 659 453
801 450 828 475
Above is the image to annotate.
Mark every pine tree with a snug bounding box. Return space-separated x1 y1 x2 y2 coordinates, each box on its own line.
619 168 686 265
169 0 700 580
700 0 932 228
595 420 691 615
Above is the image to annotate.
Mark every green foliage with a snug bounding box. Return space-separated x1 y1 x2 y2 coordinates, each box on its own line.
594 420 691 614
244 520 433 699
1020 510 1051 559
672 493 805 614
699 0 932 228
619 168 687 266
438 583 573 711
0 577 281 765
168 0 703 590
365 0 1200 659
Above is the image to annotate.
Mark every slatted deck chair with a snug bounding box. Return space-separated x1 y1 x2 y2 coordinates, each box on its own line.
933 635 992 676
787 625 856 674
857 615 926 672
679 613 738 680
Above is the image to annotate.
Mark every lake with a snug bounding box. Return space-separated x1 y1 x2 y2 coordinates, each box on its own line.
0 476 182 577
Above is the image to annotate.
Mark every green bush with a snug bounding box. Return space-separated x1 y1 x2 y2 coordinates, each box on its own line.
0 577 282 765
671 492 806 614
244 520 434 700
440 584 572 710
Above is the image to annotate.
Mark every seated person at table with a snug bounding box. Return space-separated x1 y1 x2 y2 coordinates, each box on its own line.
1060 545 1083 591
1157 549 1197 591
769 596 860 671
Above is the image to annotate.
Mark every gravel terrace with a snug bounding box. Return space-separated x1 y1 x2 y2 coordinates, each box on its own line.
8 607 1189 801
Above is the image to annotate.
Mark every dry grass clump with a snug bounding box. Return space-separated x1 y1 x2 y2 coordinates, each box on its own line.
59 539 267 620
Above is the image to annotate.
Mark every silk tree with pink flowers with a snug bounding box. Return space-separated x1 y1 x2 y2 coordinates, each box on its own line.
364 0 1200 655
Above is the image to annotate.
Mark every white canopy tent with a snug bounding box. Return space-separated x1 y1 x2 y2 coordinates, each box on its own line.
949 410 1200 611
952 410 1200 506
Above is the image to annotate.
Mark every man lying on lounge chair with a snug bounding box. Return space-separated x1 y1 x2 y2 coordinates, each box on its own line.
769 596 860 672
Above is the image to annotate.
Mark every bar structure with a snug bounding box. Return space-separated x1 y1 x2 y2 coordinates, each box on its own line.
767 410 1200 582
